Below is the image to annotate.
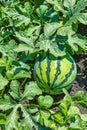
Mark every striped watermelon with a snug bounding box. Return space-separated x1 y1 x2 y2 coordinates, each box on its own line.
33 53 77 94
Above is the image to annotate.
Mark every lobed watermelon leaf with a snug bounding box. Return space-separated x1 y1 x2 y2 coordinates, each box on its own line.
5 105 20 130
22 81 42 100
38 95 54 109
72 91 87 108
0 74 8 91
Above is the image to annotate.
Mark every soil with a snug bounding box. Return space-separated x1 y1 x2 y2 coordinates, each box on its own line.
70 52 87 114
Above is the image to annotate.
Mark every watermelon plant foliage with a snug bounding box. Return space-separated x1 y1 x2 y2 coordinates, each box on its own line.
0 0 87 129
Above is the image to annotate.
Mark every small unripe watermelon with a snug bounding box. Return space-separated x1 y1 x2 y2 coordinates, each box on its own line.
33 53 77 94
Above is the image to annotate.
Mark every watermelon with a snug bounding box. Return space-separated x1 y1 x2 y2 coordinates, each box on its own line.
33 53 77 94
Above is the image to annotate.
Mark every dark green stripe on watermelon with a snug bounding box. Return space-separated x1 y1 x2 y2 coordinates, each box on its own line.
46 56 51 86
39 58 43 82
52 59 61 87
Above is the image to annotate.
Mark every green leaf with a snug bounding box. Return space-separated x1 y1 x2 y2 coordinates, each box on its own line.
14 43 38 54
78 13 87 25
14 44 30 52
80 114 87 122
6 7 31 27
0 95 15 111
39 110 51 127
14 32 34 47
38 95 54 109
51 112 65 125
0 74 8 90
9 80 20 100
25 25 41 37
62 88 72 106
69 115 87 130
20 105 38 130
36 5 48 18
73 91 87 108
0 43 17 67
6 69 30 80
44 23 62 37
24 2 33 16
57 89 72 117
22 81 42 100
6 61 31 80
14 69 31 79
46 0 66 14
67 105 80 118
57 25 76 36
64 0 76 9
5 105 20 130
0 57 7 67
67 34 87 52
64 0 87 25
58 126 68 130
28 107 38 114
37 39 65 57
59 102 68 117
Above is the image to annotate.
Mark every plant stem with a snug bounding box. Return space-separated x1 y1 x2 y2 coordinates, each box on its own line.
20 78 27 88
